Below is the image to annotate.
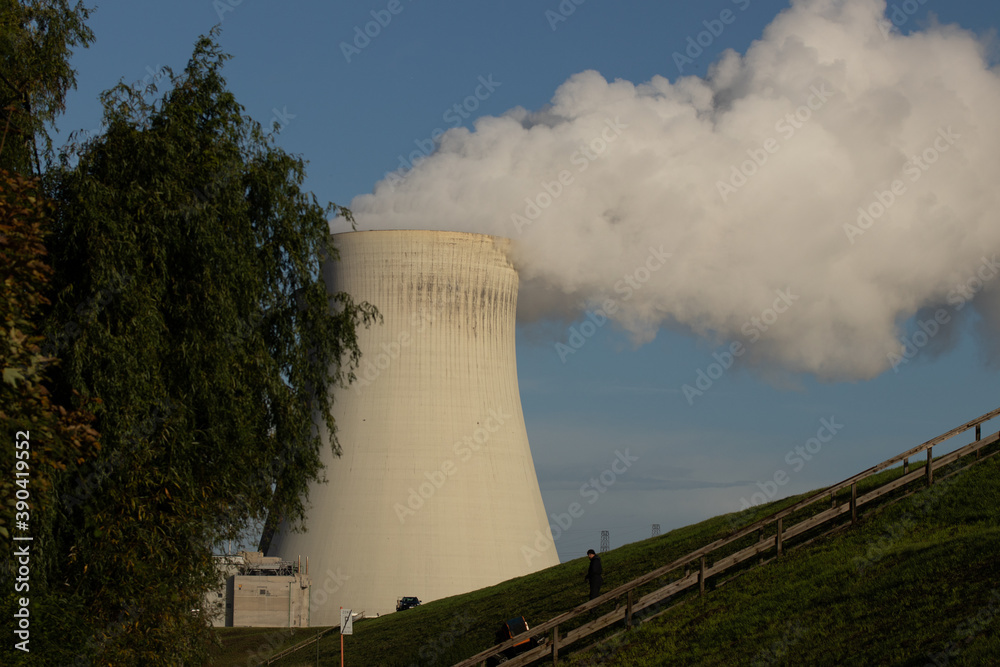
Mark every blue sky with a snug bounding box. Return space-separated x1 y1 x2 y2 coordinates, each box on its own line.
57 0 1000 559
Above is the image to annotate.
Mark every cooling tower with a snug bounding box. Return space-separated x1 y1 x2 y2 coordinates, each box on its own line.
268 229 559 624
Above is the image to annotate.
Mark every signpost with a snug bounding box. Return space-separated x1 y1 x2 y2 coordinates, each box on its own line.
340 607 353 667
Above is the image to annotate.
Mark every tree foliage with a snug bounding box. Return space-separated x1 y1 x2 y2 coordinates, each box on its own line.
0 170 102 665
0 0 94 175
29 34 377 664
0 169 99 545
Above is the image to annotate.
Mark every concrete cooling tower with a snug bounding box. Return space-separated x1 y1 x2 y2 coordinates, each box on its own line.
267 229 559 624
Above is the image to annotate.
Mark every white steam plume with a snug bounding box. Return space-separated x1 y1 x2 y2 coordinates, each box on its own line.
340 0 1000 380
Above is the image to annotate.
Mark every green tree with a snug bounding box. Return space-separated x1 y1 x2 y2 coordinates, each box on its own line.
0 169 102 538
0 172 103 666
39 34 377 664
0 0 94 175
0 4 102 663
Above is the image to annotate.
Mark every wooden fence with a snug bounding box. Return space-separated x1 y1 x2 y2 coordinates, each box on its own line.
260 626 338 665
453 405 1000 667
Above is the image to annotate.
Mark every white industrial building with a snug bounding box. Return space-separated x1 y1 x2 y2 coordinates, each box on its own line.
267 229 559 625
207 552 311 628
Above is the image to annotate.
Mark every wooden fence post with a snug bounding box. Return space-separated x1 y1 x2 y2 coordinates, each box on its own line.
626 589 633 630
851 483 857 525
758 529 765 565
903 457 908 475
699 556 706 595
927 446 934 486
977 424 982 460
551 626 559 664
775 518 783 557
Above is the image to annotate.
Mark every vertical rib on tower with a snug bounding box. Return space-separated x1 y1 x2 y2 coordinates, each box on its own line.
268 229 559 623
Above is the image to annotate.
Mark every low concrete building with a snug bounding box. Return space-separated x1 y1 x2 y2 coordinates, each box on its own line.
209 551 311 627
232 573 311 627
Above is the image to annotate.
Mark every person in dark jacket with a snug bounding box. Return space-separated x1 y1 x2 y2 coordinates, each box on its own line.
584 549 603 600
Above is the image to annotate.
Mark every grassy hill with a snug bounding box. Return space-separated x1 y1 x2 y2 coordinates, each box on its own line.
564 453 1000 666
210 451 1000 666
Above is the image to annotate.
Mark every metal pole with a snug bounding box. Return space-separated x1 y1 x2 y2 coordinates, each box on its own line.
927 446 934 486
776 518 783 557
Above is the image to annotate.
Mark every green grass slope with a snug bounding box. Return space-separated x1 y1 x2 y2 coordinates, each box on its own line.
210 626 332 667
211 453 1000 666
567 454 1000 666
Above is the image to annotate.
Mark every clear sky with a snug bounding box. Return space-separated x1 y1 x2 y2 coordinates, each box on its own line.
56 0 1000 560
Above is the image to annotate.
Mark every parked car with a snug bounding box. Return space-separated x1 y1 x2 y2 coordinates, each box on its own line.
486 616 544 665
396 596 421 611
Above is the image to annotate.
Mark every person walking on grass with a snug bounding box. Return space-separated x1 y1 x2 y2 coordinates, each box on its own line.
584 549 603 600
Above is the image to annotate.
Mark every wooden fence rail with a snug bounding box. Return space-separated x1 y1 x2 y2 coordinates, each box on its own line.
260 626 338 665
453 405 1000 667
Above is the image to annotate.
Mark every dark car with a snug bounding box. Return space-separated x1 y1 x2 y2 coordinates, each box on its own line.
486 616 544 665
396 596 421 611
